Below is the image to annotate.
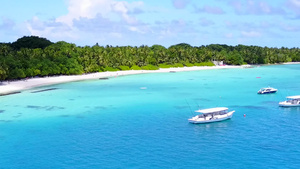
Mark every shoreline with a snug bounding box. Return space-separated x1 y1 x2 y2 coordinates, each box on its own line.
0 65 241 96
0 62 299 96
282 62 300 64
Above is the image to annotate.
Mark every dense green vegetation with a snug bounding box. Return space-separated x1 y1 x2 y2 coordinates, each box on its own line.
11 36 53 50
0 36 300 80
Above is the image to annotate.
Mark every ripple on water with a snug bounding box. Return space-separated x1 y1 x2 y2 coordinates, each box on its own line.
30 88 59 93
26 105 65 111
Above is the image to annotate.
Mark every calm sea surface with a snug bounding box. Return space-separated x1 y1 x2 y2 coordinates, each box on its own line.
1 64 300 169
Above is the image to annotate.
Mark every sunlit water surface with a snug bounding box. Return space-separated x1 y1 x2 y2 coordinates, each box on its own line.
1 64 300 169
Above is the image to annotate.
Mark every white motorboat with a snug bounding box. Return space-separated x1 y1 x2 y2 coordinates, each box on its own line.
188 107 235 124
257 87 277 94
279 95 300 107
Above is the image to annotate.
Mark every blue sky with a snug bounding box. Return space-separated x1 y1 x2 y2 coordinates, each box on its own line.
0 0 299 48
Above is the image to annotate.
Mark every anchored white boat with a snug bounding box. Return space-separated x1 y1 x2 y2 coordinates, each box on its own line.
188 107 235 124
279 95 300 107
257 87 277 94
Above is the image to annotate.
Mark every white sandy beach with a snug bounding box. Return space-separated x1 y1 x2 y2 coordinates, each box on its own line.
0 65 251 95
283 62 300 64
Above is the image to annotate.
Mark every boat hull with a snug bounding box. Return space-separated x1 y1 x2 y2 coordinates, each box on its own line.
188 111 235 124
279 102 300 107
257 87 277 94
258 90 277 94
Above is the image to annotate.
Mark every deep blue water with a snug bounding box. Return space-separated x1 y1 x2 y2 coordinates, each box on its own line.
1 64 300 169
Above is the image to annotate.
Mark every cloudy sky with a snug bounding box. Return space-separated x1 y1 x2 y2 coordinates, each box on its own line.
0 0 299 47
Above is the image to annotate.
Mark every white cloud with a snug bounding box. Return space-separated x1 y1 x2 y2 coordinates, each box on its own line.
111 1 138 24
6 0 296 48
0 17 15 32
229 0 286 15
225 20 273 33
56 0 144 26
172 0 191 9
110 32 123 39
286 0 300 17
56 0 111 25
24 0 148 45
26 16 77 42
225 33 233 38
288 0 300 7
199 18 214 26
280 22 300 32
194 5 225 14
0 18 26 42
241 30 261 37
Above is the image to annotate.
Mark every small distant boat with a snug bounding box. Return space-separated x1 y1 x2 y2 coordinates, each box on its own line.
188 107 235 124
242 65 254 68
279 95 300 107
257 87 277 94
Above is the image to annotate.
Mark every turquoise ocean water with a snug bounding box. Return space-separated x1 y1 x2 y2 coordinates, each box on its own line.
1 64 300 169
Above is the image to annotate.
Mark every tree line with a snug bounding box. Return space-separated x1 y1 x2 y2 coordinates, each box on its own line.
0 36 299 80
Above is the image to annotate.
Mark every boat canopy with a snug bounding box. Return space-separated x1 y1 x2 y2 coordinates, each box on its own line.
261 87 270 89
286 95 300 99
195 107 228 114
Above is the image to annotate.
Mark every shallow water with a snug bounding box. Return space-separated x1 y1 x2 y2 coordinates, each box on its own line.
1 64 300 168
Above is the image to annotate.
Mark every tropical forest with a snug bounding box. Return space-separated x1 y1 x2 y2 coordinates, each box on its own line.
0 36 299 81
